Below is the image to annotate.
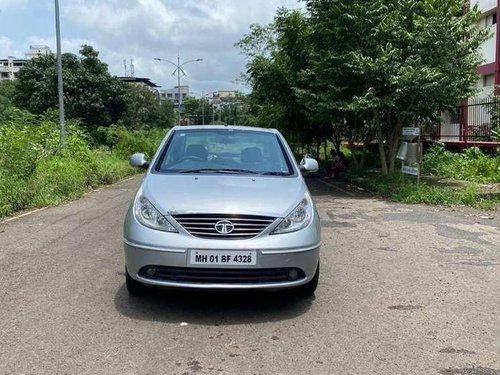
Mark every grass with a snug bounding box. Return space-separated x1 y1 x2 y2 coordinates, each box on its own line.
0 109 164 219
349 170 500 209
423 145 500 183
0 151 137 218
342 144 500 209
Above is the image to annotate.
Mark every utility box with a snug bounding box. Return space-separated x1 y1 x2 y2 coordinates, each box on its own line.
405 143 422 164
397 127 421 182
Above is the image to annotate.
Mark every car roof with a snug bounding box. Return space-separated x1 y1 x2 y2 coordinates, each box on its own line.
171 125 280 134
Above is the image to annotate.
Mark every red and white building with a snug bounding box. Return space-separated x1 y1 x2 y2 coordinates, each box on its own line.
439 0 500 146
475 0 498 98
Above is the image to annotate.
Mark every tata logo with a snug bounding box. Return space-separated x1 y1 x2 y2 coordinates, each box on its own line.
214 220 235 234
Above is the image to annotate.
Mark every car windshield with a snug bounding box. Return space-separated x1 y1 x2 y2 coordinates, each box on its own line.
155 128 294 175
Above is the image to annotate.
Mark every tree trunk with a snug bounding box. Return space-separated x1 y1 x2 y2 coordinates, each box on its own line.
388 115 403 174
349 143 359 169
360 144 367 169
332 121 342 153
360 117 373 170
375 110 388 175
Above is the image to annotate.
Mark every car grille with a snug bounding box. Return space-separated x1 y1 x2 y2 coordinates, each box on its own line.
172 214 276 239
139 266 305 284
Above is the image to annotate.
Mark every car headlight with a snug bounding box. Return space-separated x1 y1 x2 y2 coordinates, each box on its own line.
134 194 177 232
272 193 313 234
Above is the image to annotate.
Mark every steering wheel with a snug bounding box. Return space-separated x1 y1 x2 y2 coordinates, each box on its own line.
178 156 204 162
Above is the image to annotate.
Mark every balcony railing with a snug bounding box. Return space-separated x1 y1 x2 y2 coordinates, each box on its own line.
438 97 500 143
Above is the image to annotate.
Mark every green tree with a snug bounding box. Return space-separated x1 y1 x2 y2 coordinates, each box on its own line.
306 0 489 174
182 96 210 125
121 84 175 129
237 9 316 153
0 80 16 118
238 0 489 171
14 45 126 127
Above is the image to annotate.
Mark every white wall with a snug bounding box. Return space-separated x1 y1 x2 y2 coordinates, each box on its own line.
473 0 497 13
479 24 496 65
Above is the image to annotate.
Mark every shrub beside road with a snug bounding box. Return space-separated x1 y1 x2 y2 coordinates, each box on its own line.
0 108 165 218
346 145 500 209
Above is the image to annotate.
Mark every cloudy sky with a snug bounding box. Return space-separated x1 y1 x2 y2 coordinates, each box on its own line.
0 0 303 95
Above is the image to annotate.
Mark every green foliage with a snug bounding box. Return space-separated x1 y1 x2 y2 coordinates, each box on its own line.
351 171 498 209
86 152 137 186
187 93 253 126
121 84 175 129
99 125 166 159
238 0 490 174
0 108 155 218
13 45 126 126
0 170 30 217
423 145 500 183
0 81 16 110
488 94 500 140
182 96 211 125
237 9 314 146
30 156 88 206
0 108 92 177
0 44 176 218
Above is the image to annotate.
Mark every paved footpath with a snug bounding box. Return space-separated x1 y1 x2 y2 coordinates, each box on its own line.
0 176 499 375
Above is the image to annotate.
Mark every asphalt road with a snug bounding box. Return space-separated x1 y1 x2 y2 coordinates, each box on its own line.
1 176 499 375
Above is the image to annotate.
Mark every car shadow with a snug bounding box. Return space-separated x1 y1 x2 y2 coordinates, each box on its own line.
114 284 314 325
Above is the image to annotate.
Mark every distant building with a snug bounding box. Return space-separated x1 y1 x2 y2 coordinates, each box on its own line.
25 45 51 59
211 90 238 104
0 57 26 81
209 90 239 110
160 85 189 106
0 45 51 81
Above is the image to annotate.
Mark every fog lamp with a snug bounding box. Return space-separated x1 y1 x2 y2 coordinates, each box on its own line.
288 269 299 281
145 266 158 278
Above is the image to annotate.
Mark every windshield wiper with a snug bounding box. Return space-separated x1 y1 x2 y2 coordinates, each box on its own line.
179 168 259 174
260 171 291 176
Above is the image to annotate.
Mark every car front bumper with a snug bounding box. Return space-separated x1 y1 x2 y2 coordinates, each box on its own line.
124 208 321 290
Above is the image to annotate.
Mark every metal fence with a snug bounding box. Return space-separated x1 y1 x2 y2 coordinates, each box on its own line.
438 97 500 143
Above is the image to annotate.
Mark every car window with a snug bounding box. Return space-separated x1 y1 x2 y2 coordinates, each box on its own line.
155 128 294 175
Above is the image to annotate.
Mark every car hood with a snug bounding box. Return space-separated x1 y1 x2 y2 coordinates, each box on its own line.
141 174 306 218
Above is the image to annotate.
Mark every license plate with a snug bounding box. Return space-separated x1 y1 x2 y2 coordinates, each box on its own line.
189 250 257 266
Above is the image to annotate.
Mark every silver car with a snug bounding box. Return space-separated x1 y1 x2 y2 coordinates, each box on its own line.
124 125 321 296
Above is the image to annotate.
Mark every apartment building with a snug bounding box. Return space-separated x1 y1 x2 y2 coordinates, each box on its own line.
0 45 51 81
160 85 190 106
475 0 498 97
438 1 499 145
0 57 26 81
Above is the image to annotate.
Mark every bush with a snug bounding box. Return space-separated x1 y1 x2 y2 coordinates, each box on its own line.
423 144 500 183
0 169 30 217
350 171 499 209
86 151 136 187
0 109 141 218
98 124 166 159
30 156 88 206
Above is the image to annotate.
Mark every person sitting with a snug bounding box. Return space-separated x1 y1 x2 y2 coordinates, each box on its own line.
326 150 348 179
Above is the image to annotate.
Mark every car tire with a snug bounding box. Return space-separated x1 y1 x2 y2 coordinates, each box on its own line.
125 267 149 296
296 263 319 297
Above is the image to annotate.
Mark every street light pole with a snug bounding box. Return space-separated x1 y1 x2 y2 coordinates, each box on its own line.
54 0 65 146
154 56 203 124
177 55 181 107
201 90 205 125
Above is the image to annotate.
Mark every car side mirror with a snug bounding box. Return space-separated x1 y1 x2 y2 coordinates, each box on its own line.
299 156 319 176
130 153 150 169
